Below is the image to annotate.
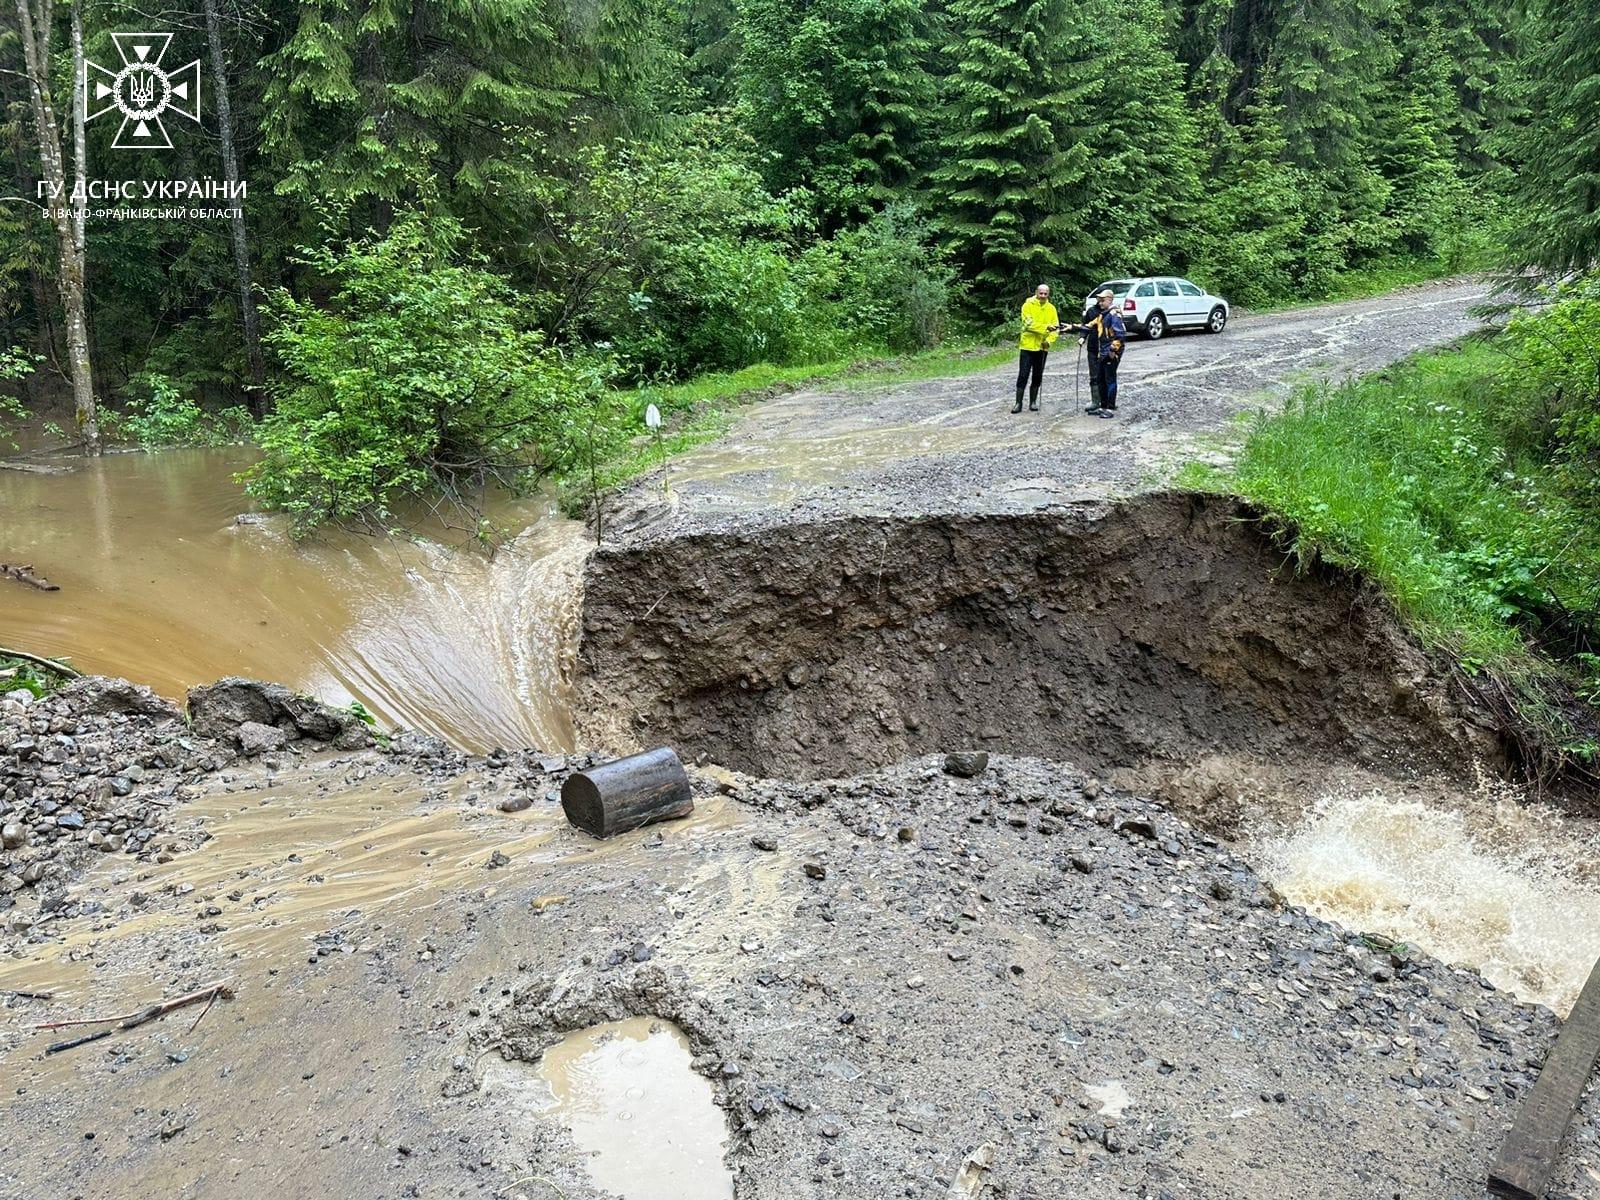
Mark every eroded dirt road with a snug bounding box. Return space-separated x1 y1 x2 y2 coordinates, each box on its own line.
7 278 1600 1200
611 278 1489 537
4 686 1596 1200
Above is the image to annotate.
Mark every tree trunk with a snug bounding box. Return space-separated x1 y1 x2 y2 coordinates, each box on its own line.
559 747 694 839
69 0 85 263
0 68 63 376
203 0 267 411
14 0 99 454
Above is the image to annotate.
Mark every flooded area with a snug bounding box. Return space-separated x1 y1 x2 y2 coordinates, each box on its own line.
482 1018 733 1200
1255 786 1600 1015
0 447 588 751
0 760 565 1001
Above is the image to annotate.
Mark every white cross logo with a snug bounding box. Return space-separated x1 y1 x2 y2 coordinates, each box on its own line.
84 33 200 150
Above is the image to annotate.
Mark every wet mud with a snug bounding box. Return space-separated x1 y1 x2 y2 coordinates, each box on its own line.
576 491 1491 786
6 281 1600 1200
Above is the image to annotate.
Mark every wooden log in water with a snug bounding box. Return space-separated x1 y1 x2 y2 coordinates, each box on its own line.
1488 955 1600 1199
560 747 694 839
1 563 59 591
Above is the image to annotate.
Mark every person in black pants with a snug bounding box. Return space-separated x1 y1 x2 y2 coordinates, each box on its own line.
1014 284 1060 413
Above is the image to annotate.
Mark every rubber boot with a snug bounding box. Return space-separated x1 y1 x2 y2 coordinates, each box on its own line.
1012 388 1024 414
1028 388 1040 412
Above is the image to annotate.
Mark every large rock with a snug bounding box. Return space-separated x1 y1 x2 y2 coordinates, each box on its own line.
186 677 372 751
236 720 290 756
943 751 989 778
51 677 180 720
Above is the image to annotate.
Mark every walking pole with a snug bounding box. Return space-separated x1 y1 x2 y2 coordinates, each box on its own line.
1074 338 1084 413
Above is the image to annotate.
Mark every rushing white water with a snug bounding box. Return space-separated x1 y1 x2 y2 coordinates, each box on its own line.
1257 789 1600 1015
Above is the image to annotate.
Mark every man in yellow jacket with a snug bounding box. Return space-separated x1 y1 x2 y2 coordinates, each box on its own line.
1015 284 1059 413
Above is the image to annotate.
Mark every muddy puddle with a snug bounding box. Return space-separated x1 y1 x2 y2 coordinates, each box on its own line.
481 1017 732 1200
0 446 587 751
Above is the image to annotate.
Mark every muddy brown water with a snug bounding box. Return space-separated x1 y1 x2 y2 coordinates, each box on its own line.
0 447 587 751
481 1018 733 1200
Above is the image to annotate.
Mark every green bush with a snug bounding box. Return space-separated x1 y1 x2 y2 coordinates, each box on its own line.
526 120 954 380
106 373 253 448
1499 276 1600 503
247 209 581 531
0 346 36 448
793 203 959 357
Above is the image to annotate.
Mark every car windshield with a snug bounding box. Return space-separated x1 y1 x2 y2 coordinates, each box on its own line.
1092 281 1135 296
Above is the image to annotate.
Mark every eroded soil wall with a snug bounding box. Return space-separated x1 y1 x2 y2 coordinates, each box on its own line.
575 492 1494 782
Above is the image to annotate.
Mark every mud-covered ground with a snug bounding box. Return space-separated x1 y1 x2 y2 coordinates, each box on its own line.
3 684 1597 1200
606 278 1490 540
7 280 1599 1200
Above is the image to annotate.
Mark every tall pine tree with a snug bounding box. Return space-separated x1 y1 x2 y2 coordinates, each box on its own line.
734 0 934 221
1508 0 1600 272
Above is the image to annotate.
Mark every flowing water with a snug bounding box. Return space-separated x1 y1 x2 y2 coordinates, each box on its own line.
6 448 1600 1019
1255 786 1600 1015
0 448 588 751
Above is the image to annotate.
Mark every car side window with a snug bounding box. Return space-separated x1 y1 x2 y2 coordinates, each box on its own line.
1135 282 1155 297
1178 281 1203 297
1157 280 1180 297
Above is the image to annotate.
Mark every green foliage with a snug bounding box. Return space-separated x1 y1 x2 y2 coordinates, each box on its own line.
524 120 955 380
1193 309 1600 769
1506 0 1600 272
1497 276 1600 503
0 653 73 698
3 0 1579 496
0 346 38 448
105 375 254 448
246 209 578 531
734 0 934 220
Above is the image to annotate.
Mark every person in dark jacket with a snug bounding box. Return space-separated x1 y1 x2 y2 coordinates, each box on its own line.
1069 288 1126 417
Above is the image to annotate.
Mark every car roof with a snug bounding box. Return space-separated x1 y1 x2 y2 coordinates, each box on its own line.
1090 276 1193 288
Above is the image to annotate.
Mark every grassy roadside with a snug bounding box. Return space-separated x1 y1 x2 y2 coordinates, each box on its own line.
1180 335 1600 792
561 340 1012 507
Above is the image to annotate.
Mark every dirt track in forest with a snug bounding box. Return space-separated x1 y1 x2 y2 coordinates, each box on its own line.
607 277 1490 540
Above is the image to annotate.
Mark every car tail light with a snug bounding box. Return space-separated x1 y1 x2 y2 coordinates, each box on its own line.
1123 299 1136 312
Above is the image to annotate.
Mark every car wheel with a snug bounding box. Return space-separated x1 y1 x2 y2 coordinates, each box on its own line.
1207 306 1227 333
1145 312 1166 340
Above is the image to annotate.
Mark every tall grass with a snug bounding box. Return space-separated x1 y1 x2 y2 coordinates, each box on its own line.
1185 336 1600 774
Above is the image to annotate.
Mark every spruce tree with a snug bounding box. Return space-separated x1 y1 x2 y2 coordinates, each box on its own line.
734 0 934 221
1508 0 1600 272
929 0 1088 296
932 0 1200 298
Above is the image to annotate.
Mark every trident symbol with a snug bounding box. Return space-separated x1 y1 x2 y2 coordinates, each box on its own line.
127 73 156 110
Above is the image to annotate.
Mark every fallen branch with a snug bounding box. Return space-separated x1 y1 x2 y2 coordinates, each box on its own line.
1 563 58 591
35 980 233 1035
0 645 78 677
45 1027 113 1055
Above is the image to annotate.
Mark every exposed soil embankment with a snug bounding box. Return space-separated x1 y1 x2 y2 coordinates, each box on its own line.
577 492 1496 791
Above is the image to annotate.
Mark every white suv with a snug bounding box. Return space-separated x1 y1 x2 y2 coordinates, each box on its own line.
1082 276 1229 340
